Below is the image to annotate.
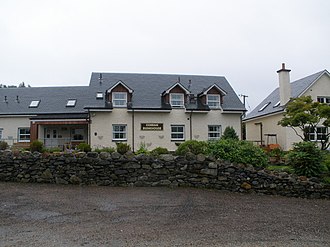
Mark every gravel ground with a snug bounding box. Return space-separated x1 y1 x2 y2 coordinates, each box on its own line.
0 182 329 247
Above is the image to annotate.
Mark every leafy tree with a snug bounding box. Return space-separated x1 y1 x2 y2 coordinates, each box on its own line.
278 96 330 150
222 126 239 140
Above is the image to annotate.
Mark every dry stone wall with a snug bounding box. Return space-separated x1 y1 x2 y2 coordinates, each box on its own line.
0 150 329 199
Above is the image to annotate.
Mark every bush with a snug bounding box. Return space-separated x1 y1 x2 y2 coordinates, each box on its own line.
94 147 115 153
135 142 149 155
77 143 92 152
222 126 239 140
0 141 9 150
176 140 208 155
207 139 268 167
44 147 62 153
287 142 323 177
116 142 131 154
30 140 44 153
150 147 169 156
322 152 330 173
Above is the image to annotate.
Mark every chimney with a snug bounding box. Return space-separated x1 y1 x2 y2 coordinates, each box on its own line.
277 63 291 106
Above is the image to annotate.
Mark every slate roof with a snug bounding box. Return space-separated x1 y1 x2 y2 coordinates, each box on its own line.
88 72 245 111
244 70 329 121
0 86 92 116
0 72 245 116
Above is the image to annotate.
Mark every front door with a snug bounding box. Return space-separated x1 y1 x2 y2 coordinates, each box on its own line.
44 128 59 147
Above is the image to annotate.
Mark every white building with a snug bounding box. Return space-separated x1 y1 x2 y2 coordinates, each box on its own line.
0 73 246 151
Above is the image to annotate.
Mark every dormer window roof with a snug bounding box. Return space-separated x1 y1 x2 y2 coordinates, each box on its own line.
29 100 40 108
107 80 133 94
200 84 227 96
163 82 190 95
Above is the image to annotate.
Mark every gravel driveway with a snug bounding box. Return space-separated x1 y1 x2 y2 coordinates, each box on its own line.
0 182 329 247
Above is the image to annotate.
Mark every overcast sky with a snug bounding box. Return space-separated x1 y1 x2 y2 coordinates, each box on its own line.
1 0 329 111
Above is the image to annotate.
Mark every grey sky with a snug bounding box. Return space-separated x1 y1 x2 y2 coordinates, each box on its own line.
0 0 329 111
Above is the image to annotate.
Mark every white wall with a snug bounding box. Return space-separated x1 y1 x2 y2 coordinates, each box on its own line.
0 116 30 144
90 109 242 151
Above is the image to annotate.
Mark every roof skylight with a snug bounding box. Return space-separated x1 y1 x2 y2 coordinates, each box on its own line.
273 101 280 107
29 100 40 108
96 92 103 99
66 99 76 107
258 102 270 112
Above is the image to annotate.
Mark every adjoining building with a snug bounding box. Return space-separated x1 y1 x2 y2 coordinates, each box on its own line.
0 73 245 151
244 64 330 150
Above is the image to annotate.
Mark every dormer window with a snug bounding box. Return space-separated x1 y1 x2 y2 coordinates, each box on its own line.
66 99 76 107
207 94 220 108
170 93 184 107
112 92 127 107
29 100 40 108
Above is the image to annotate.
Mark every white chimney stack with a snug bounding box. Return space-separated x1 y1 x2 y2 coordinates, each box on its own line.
277 63 291 106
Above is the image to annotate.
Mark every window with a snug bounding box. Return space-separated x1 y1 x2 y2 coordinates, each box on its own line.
96 92 103 99
29 100 40 108
207 94 220 108
308 126 327 141
0 128 3 139
170 93 184 107
317 97 330 104
112 92 127 107
171 125 185 141
258 102 270 112
208 125 221 140
273 101 280 107
113 124 127 141
66 99 76 107
18 128 30 142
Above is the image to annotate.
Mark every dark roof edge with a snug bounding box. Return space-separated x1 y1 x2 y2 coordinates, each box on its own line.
243 109 284 121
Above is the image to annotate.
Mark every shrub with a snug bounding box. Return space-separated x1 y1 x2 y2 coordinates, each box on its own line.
287 142 323 177
30 140 44 153
176 140 208 155
94 147 115 153
321 152 330 173
150 147 169 156
0 141 9 150
135 142 149 155
44 147 62 153
116 142 131 154
222 126 239 140
77 143 92 152
207 139 268 167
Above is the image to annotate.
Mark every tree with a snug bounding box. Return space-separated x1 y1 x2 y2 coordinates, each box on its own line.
278 96 330 150
222 126 239 140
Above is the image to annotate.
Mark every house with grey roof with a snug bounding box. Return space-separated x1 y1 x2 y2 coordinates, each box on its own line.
0 72 245 151
243 64 330 150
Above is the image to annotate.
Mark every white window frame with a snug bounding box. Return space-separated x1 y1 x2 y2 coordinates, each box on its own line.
66 99 77 107
29 100 40 108
0 128 3 139
208 125 222 140
308 126 328 141
207 94 220 108
170 93 184 107
171 125 185 141
317 97 330 104
112 124 127 141
112 92 127 107
18 127 30 142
